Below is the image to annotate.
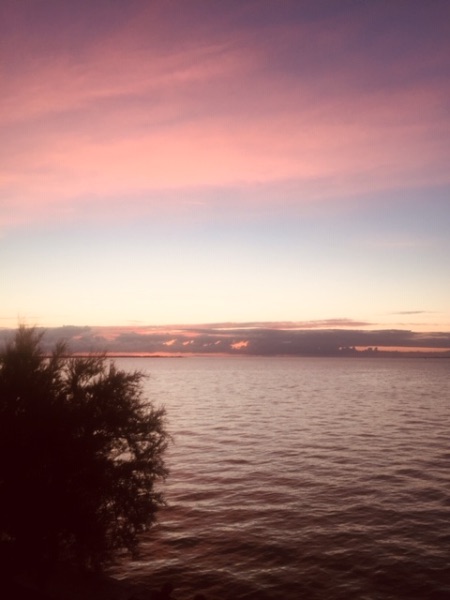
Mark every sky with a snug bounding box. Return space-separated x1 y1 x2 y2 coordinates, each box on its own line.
1 0 450 349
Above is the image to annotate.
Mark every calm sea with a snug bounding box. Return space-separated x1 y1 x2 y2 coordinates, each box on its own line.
110 357 450 600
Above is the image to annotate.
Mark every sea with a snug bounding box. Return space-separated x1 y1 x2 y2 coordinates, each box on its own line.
109 356 450 600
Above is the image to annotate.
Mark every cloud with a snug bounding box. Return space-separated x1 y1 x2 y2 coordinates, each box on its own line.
230 340 249 350
2 323 449 356
390 311 432 316
175 319 374 332
1 1 449 229
163 339 177 347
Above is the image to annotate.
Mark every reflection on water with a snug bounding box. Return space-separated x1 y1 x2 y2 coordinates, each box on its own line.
111 357 450 599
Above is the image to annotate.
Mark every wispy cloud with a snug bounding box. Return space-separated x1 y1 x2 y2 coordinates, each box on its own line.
1 1 449 229
180 319 374 331
390 311 433 316
2 2 450 332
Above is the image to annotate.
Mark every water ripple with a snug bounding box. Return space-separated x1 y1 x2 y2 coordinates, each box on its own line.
111 357 450 599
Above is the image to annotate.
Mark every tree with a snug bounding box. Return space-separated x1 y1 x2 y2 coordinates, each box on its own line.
0 326 168 573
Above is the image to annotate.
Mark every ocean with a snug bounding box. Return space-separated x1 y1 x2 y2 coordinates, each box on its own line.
110 356 450 600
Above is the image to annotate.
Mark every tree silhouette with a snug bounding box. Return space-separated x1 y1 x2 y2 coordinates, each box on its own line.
0 326 168 573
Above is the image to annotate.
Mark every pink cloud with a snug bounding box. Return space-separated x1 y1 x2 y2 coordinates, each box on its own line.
230 340 249 350
1 4 449 229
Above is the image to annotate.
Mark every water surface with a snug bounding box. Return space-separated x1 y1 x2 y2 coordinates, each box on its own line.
111 357 450 599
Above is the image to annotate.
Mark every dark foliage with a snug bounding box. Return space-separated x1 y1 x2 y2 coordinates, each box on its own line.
0 326 168 572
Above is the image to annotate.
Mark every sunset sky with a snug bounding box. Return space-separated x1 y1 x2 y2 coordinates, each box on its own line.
2 0 450 340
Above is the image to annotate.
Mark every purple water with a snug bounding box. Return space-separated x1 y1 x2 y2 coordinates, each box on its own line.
110 357 450 600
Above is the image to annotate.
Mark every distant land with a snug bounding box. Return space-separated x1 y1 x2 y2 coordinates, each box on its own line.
1 324 449 358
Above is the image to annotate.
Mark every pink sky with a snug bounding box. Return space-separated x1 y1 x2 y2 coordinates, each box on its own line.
1 1 450 334
2 1 449 227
